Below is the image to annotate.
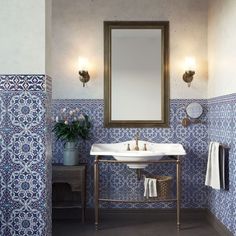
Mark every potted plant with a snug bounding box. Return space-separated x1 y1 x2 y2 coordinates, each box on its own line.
53 108 91 165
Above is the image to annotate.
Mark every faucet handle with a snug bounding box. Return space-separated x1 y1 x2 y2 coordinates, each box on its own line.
143 144 147 151
127 143 130 151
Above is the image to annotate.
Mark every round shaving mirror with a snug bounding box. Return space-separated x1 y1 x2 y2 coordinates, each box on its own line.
186 102 203 119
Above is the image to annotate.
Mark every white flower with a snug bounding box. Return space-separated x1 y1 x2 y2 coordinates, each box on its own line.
62 108 66 113
78 114 85 120
64 120 68 125
55 116 59 122
74 117 77 121
69 110 74 115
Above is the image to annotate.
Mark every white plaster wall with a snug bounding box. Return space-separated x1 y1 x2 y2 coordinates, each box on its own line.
208 0 236 98
46 0 52 76
52 0 208 99
0 0 47 74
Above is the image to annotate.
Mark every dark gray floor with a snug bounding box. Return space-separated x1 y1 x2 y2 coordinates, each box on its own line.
53 211 221 236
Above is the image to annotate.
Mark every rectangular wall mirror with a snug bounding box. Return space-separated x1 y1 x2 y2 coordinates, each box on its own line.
104 21 169 128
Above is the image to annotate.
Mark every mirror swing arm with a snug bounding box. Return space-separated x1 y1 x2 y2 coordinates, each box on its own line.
181 102 206 127
104 21 170 128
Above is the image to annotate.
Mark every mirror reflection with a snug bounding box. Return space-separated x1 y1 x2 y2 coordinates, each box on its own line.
112 29 162 120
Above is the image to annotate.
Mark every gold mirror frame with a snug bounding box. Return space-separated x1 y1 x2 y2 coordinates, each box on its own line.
104 21 169 128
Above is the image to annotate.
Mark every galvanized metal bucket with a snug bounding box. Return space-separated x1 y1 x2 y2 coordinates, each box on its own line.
63 142 79 165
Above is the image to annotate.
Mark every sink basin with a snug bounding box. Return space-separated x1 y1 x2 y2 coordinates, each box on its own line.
90 141 186 169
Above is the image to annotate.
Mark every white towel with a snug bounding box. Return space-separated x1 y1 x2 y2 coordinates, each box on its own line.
149 179 157 197
205 142 221 190
144 177 150 198
144 177 157 198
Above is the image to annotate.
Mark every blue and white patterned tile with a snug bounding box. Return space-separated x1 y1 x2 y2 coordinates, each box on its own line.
8 206 45 236
8 169 44 204
0 74 48 92
8 92 45 129
9 130 45 168
207 93 236 235
51 95 235 234
0 132 6 164
0 210 6 235
0 74 52 236
231 97 236 236
0 171 6 200
0 95 6 128
52 99 209 209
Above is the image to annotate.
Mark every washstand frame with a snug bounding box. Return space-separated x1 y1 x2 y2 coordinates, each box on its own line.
94 155 182 231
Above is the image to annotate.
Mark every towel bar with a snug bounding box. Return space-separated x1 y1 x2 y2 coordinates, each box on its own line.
210 142 230 149
219 144 230 149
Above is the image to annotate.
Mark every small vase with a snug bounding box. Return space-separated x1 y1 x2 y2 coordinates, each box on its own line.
63 142 79 165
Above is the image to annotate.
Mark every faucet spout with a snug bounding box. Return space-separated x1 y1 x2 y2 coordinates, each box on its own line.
134 132 140 151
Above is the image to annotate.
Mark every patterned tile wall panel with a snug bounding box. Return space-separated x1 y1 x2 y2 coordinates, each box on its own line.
232 100 236 236
0 75 52 236
207 93 236 236
52 99 208 209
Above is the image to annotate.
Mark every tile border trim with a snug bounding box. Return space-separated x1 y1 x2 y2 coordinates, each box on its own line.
208 93 236 104
0 74 52 92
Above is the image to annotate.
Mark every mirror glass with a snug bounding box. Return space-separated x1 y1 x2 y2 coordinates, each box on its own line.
104 21 169 127
186 102 203 119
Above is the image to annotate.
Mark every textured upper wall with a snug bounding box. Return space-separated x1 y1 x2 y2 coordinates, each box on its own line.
52 0 208 99
46 0 52 76
208 0 236 98
0 0 49 74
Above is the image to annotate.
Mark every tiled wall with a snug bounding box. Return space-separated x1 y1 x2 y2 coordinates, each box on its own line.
1 82 234 234
207 93 236 235
52 99 208 209
0 75 52 236
0 74 234 235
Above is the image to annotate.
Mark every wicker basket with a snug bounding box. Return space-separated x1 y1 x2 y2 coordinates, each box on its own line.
155 176 173 199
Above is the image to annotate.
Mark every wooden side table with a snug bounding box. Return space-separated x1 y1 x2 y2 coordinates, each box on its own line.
52 165 86 223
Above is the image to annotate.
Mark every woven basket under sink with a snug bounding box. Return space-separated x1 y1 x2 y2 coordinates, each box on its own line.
154 175 173 199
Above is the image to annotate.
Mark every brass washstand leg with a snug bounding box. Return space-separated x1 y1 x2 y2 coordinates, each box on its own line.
176 156 181 231
94 156 99 230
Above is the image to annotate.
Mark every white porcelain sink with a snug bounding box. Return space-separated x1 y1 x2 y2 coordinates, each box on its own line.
90 141 186 169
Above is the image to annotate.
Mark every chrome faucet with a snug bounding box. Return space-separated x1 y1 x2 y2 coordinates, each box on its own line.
134 132 140 151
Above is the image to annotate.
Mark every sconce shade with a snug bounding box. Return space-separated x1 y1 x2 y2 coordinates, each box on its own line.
78 57 89 71
184 57 196 71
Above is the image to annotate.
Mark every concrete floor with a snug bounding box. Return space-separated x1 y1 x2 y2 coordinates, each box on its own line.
52 211 221 236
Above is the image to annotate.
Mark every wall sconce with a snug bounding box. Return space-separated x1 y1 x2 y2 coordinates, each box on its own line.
183 57 196 87
78 57 90 87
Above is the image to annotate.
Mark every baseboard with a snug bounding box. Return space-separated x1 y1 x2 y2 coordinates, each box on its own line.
205 209 233 236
